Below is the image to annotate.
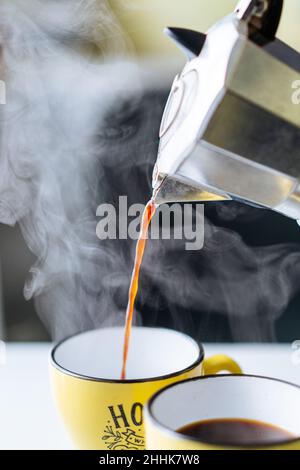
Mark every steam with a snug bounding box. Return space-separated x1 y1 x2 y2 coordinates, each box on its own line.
0 0 142 339
0 0 299 343
143 213 300 341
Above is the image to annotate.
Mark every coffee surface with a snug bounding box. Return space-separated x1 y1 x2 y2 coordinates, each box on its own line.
177 418 294 446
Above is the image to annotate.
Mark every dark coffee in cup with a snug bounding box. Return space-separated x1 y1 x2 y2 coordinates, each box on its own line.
177 418 294 446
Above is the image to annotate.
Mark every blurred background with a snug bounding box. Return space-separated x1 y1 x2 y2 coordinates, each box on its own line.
110 0 300 55
0 0 299 342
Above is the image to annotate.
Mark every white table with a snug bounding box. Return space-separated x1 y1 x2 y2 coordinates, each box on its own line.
0 343 299 450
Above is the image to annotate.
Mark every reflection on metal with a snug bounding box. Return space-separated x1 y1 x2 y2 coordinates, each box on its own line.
153 175 230 205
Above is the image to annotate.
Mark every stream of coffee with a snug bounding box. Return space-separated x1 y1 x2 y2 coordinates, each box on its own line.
121 199 157 379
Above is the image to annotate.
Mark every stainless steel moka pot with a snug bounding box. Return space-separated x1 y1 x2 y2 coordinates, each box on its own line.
152 0 300 221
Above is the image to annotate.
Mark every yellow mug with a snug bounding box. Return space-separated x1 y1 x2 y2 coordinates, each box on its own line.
50 326 241 450
145 374 300 450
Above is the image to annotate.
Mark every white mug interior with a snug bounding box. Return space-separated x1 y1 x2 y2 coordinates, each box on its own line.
52 326 202 381
147 375 300 445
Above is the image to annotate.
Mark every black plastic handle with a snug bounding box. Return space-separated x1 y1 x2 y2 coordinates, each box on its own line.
259 0 283 42
236 0 284 45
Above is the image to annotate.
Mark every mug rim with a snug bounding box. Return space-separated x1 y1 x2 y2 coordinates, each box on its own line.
50 326 204 384
145 374 300 449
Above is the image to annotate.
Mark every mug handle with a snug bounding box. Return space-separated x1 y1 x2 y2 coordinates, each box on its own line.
203 354 242 375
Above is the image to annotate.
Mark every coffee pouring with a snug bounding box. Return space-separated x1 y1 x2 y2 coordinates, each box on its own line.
152 0 300 221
